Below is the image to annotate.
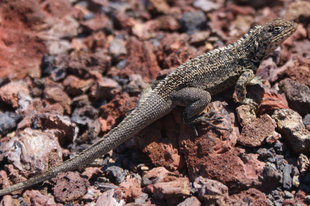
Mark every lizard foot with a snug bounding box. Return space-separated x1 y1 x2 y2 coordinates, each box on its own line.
184 111 232 136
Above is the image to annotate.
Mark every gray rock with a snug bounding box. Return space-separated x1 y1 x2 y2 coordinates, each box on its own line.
43 57 66 81
257 148 274 161
261 163 282 190
109 38 127 61
135 192 149 204
0 112 22 135
274 200 283 206
284 190 294 199
275 155 286 170
273 109 310 153
193 176 228 201
279 79 310 116
180 11 206 34
116 59 127 70
274 142 285 154
103 165 128 185
282 164 292 190
304 114 310 124
141 176 152 186
124 74 148 96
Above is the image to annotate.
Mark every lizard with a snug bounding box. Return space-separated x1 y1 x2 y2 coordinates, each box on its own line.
0 18 297 196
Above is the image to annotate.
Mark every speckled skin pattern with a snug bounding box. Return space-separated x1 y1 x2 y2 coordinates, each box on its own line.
0 18 297 196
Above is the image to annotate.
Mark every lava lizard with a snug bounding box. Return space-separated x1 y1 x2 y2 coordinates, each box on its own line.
0 18 297 196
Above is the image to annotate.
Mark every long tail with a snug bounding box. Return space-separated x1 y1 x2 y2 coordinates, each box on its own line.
0 93 172 196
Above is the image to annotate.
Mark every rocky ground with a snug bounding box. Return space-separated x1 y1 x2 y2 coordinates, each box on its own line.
0 0 310 205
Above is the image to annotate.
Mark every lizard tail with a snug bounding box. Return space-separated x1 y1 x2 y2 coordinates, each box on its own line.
0 93 172 196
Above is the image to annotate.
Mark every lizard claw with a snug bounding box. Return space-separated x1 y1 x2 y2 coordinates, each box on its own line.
185 112 232 134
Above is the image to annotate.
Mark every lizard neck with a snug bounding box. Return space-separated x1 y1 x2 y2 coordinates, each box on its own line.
232 25 269 66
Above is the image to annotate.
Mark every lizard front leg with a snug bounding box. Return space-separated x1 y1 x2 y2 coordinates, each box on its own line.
235 69 257 107
171 87 228 133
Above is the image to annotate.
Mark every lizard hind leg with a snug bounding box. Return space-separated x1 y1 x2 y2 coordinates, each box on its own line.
171 87 230 135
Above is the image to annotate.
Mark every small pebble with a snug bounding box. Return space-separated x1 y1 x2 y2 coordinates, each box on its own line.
274 142 284 154
283 190 294 199
0 112 22 135
283 164 293 190
180 11 206 34
103 165 127 185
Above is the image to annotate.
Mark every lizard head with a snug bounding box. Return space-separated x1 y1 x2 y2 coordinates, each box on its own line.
261 18 297 56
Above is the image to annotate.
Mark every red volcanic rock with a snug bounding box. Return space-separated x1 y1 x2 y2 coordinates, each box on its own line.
23 190 59 206
0 0 47 79
99 93 137 132
157 33 197 69
147 0 170 14
238 114 276 147
143 167 175 184
177 196 201 206
179 102 265 190
90 77 121 101
258 91 289 115
219 188 269 205
116 177 142 202
284 55 310 87
187 148 264 190
279 78 310 116
96 189 122 205
53 171 89 202
63 75 94 96
44 86 72 114
82 13 112 32
121 37 161 81
139 112 182 171
0 81 30 108
67 50 111 78
0 170 12 193
152 177 190 199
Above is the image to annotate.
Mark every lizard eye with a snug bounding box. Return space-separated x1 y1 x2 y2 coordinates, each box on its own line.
268 26 283 34
274 27 282 32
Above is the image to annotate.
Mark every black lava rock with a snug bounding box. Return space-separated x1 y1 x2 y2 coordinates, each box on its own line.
0 112 22 135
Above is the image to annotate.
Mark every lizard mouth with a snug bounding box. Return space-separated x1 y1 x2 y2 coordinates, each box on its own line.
285 22 298 35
